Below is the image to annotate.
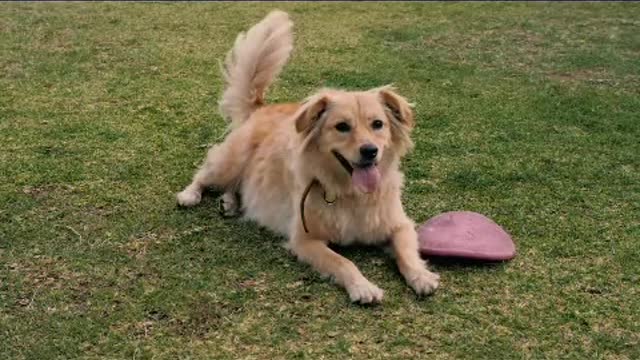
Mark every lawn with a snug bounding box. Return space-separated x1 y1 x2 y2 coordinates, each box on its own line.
1 2 639 359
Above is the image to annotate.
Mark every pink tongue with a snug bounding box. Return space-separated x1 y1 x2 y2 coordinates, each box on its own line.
352 166 381 193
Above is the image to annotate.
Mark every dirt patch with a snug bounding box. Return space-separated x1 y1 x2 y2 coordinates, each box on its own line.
120 229 175 259
547 69 614 84
7 255 86 310
2 60 25 79
36 28 76 54
168 294 245 339
21 184 75 200
121 232 159 259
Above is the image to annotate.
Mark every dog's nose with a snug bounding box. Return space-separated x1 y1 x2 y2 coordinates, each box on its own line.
359 144 378 161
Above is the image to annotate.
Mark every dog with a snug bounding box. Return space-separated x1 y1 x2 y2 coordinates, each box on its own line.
177 10 439 303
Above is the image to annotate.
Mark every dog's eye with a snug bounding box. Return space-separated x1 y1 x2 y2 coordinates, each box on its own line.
371 119 384 130
335 122 351 133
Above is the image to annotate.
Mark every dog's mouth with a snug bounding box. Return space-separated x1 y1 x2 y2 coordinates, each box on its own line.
332 150 381 193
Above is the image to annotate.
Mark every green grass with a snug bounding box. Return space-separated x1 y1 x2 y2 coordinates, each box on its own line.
1 3 639 359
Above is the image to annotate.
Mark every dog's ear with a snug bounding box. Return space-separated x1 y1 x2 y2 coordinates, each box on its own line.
294 96 329 134
378 86 415 156
379 87 414 129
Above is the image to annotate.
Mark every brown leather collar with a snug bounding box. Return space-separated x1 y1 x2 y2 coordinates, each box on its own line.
331 150 353 175
300 178 335 233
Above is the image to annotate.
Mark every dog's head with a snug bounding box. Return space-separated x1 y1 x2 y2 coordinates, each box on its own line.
294 86 414 194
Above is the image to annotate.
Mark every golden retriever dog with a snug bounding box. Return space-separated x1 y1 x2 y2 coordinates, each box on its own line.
177 10 439 303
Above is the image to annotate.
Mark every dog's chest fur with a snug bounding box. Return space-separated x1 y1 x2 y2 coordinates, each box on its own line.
241 179 401 245
316 196 395 245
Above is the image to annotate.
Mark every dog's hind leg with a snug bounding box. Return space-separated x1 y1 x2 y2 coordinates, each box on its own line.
177 132 249 207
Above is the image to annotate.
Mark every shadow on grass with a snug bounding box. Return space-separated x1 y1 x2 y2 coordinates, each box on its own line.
175 192 513 275
426 256 512 270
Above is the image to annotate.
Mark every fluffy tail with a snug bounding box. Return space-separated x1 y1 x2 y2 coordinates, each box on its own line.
218 10 293 127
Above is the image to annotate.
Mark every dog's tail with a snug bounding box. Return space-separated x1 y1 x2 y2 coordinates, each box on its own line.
218 10 293 127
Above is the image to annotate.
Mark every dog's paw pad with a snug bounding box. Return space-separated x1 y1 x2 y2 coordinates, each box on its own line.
177 189 201 207
347 279 384 304
218 192 240 217
408 270 440 296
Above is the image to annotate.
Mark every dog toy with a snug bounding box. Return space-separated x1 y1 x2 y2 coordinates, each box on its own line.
418 211 516 261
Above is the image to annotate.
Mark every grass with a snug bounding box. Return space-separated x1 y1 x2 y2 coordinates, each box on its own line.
1 2 639 359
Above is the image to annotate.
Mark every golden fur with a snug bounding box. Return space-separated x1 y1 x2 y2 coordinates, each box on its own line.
177 10 439 303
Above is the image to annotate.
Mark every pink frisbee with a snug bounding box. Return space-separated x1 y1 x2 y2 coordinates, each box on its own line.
418 211 516 261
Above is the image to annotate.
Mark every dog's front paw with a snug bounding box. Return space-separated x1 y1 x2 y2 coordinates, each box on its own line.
347 279 384 304
177 189 201 207
406 270 440 296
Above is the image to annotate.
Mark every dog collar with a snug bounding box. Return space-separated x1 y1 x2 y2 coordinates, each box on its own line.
300 178 336 233
331 150 353 175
